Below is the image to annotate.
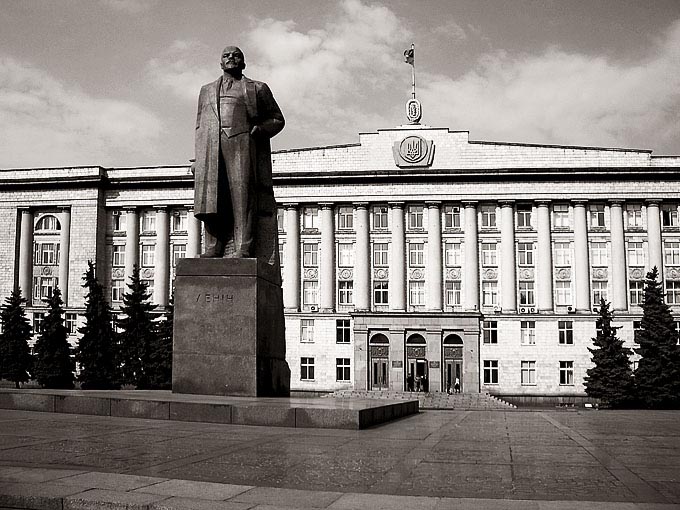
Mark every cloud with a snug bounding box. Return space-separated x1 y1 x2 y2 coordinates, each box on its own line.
432 20 467 41
419 21 680 152
100 0 158 14
0 56 164 168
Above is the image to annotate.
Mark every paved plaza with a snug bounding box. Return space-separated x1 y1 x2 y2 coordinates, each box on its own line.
0 408 678 508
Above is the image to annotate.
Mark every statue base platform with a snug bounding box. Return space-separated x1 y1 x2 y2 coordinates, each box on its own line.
172 258 290 397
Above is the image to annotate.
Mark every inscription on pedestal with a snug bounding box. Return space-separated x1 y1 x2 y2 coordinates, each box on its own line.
195 292 234 304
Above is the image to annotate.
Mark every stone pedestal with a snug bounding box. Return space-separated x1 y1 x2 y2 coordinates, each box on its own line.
172 258 290 397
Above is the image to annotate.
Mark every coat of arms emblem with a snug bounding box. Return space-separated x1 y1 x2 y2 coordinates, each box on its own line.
393 135 435 167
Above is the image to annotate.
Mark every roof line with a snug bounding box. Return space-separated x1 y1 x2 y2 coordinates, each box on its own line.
272 142 361 154
468 139 652 153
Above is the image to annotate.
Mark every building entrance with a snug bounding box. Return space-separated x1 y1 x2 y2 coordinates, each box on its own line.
369 333 389 390
406 333 427 391
443 334 464 393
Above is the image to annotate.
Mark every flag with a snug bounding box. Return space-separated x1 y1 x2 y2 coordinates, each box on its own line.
404 47 414 66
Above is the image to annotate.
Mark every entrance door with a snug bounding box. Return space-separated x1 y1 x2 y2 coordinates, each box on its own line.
444 360 454 392
454 360 463 392
371 358 389 390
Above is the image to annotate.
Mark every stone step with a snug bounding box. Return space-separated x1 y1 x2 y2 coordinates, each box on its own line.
327 390 517 410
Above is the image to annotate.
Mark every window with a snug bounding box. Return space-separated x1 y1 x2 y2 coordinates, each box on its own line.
142 279 154 297
481 243 497 266
409 243 425 266
517 205 532 228
554 242 571 266
141 210 156 232
520 321 536 345
558 321 573 345
303 281 318 307
302 207 319 229
337 206 353 230
592 281 608 306
112 211 126 231
666 281 680 305
141 244 155 267
303 243 318 267
521 361 536 385
559 361 574 385
338 281 354 305
480 205 496 228
517 243 534 266
590 204 606 228
627 204 643 228
336 319 351 343
630 281 644 306
300 319 314 342
555 281 572 306
519 282 535 306
408 206 424 229
372 206 389 229
34 243 59 265
633 360 639 371
482 281 498 306
35 215 60 232
627 242 645 266
33 277 57 301
111 279 125 302
373 243 389 266
662 205 679 227
373 281 388 305
279 242 285 267
336 358 351 382
171 210 188 232
633 321 642 342
445 281 461 307
664 242 680 265
112 245 125 267
444 242 461 266
443 205 461 228
33 312 45 334
338 243 354 267
483 321 498 344
483 360 499 384
65 313 78 335
409 281 425 307
300 357 315 380
277 208 285 232
553 204 569 228
591 242 608 266
172 244 186 267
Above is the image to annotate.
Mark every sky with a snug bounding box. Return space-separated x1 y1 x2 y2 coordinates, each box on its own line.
1 0 679 169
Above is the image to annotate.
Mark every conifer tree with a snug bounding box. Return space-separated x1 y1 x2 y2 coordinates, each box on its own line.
33 287 74 389
146 296 173 390
0 289 32 388
118 264 157 388
635 267 680 408
76 261 120 389
584 299 634 407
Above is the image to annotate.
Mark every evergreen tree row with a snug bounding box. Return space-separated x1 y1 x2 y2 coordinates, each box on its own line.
0 262 172 390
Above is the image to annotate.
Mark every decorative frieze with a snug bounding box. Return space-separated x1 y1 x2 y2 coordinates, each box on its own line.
406 346 426 358
410 268 424 280
370 345 389 357
141 268 154 279
374 268 389 280
443 346 463 359
483 268 498 280
112 268 125 279
629 268 645 280
338 268 353 280
304 268 318 280
446 268 461 280
555 268 571 281
518 268 534 281
592 267 608 280
666 267 680 281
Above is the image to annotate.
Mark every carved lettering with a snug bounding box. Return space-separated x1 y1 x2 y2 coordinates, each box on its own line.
194 293 234 304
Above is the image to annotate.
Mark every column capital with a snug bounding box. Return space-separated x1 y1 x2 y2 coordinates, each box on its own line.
123 206 138 212
186 205 194 212
319 203 334 210
536 200 551 208
462 201 478 208
499 200 515 208
18 207 33 214
283 202 298 210
154 205 169 213
425 201 441 208
354 202 369 210
388 201 405 208
608 200 624 207
572 200 588 208
645 199 662 206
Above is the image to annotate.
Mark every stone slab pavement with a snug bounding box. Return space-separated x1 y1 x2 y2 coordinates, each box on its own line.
0 408 678 509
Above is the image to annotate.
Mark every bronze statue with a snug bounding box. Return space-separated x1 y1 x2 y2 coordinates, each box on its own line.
192 46 285 259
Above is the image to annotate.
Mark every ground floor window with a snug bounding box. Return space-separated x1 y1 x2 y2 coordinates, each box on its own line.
32 312 45 334
558 320 573 344
373 281 388 305
338 280 353 305
300 319 314 342
303 281 318 307
336 319 350 343
483 360 499 384
300 357 315 381
409 281 425 307
666 281 680 305
629 281 644 306
521 360 536 385
336 358 351 381
111 279 124 302
445 281 461 307
520 321 536 345
483 320 498 344
65 313 78 335
559 361 574 385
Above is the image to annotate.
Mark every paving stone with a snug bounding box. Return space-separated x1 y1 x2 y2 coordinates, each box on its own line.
135 479 252 500
233 486 343 508
151 496 252 510
0 481 84 510
0 467 87 483
328 493 440 510
63 488 169 509
56 472 169 491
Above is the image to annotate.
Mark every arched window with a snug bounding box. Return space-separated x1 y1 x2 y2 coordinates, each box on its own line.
406 333 426 344
369 333 389 344
443 334 464 345
35 215 61 232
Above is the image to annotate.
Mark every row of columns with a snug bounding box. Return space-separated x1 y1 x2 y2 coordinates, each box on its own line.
280 201 667 313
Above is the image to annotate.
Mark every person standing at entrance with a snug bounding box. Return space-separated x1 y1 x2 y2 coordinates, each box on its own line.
406 372 414 392
454 377 460 393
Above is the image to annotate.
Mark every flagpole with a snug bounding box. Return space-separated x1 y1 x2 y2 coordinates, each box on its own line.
411 43 416 99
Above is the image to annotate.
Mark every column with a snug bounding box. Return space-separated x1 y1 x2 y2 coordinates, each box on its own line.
500 202 517 312
319 204 335 312
463 202 479 311
154 207 170 306
186 207 201 258
17 209 34 302
646 201 663 274
124 207 139 285
610 201 627 311
389 202 406 311
426 202 442 311
573 202 591 312
58 208 71 306
536 202 554 312
283 204 300 311
354 203 370 311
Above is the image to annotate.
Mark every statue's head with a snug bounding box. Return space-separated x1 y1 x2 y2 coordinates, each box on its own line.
220 46 246 73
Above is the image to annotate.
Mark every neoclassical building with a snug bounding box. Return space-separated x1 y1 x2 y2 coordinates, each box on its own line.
1 122 679 400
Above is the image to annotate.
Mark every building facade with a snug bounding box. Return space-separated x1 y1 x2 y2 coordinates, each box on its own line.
1 124 679 399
